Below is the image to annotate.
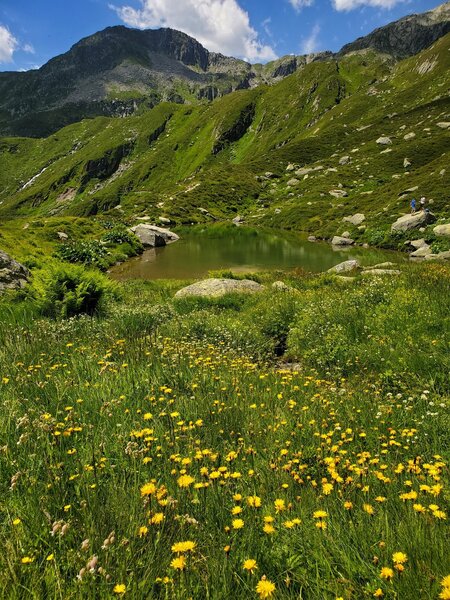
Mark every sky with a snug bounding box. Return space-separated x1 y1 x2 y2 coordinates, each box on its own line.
0 0 444 71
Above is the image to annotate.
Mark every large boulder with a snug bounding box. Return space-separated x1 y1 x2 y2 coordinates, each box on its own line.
433 223 450 237
343 213 365 226
391 211 436 232
0 250 30 293
328 259 360 274
130 224 179 247
331 236 354 246
175 278 264 298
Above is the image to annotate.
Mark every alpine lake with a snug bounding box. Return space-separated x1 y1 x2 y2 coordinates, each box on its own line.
110 225 404 280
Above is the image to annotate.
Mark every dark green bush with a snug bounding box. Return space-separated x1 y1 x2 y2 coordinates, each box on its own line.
36 264 119 318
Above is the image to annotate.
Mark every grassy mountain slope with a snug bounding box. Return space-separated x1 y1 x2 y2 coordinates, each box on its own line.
0 35 449 252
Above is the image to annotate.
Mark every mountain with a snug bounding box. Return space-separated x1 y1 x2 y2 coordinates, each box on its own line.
1 3 448 137
1 28 449 248
339 1 450 57
0 26 328 138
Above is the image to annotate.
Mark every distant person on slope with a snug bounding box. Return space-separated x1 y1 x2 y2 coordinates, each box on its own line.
410 198 416 214
420 196 426 211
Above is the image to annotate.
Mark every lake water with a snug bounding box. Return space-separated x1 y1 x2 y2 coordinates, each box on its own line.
110 227 403 280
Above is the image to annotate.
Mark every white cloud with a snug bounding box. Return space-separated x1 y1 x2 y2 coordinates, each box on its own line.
23 43 35 54
0 25 18 63
301 23 321 54
332 0 404 10
110 0 277 62
289 0 314 12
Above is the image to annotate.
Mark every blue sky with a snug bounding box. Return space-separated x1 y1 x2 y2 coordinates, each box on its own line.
0 0 443 70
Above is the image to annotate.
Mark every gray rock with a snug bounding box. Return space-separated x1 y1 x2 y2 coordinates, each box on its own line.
343 213 365 226
410 245 432 258
158 217 172 225
0 250 30 293
232 215 244 225
361 269 401 276
175 278 264 298
391 211 436 232
287 178 300 187
341 231 351 239
286 163 296 172
308 235 317 242
331 236 354 246
403 132 416 141
339 155 351 165
436 122 450 129
403 158 411 168
131 224 179 247
410 238 427 249
57 231 69 241
376 136 392 145
327 259 360 273
329 189 348 198
365 262 397 270
433 223 450 237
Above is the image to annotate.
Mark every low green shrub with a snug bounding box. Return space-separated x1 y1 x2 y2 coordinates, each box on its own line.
55 239 108 268
35 264 119 318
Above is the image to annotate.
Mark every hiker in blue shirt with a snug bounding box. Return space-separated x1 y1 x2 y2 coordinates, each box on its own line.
410 198 416 214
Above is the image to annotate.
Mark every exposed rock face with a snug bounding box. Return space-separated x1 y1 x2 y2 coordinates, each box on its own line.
343 213 365 226
175 278 264 298
391 211 436 232
434 223 450 237
331 236 354 246
130 224 179 247
338 2 450 58
376 136 392 145
436 122 450 129
328 259 360 273
0 250 30 293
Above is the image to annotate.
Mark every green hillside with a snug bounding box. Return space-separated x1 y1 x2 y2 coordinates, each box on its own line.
0 34 449 255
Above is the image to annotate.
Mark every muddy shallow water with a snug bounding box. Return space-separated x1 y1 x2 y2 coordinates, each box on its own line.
110 228 404 280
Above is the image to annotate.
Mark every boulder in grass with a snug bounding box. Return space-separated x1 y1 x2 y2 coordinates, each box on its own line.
343 213 365 226
391 211 436 232
376 136 392 145
130 224 179 247
331 236 354 246
327 259 360 273
433 224 450 237
175 278 264 298
0 250 30 294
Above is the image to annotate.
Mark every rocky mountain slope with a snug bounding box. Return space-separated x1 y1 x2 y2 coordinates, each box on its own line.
339 1 450 57
0 27 449 252
0 2 448 137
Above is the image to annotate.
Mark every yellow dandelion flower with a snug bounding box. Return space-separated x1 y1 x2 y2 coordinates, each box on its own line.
150 512 164 525
140 482 157 496
439 590 450 600
313 510 327 519
243 559 258 573
113 584 126 595
373 589 383 597
441 575 450 588
344 501 353 510
392 552 407 564
315 520 327 530
46 554 54 561
177 474 195 488
256 577 276 599
232 519 244 530
380 567 394 580
12 518 21 526
413 504 427 513
263 523 275 534
232 506 243 515
171 541 196 553
21 557 34 564
274 499 286 512
170 555 186 571
138 526 148 537
363 504 375 515
247 495 262 508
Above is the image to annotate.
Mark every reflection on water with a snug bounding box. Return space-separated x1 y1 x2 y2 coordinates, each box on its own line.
110 229 403 281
